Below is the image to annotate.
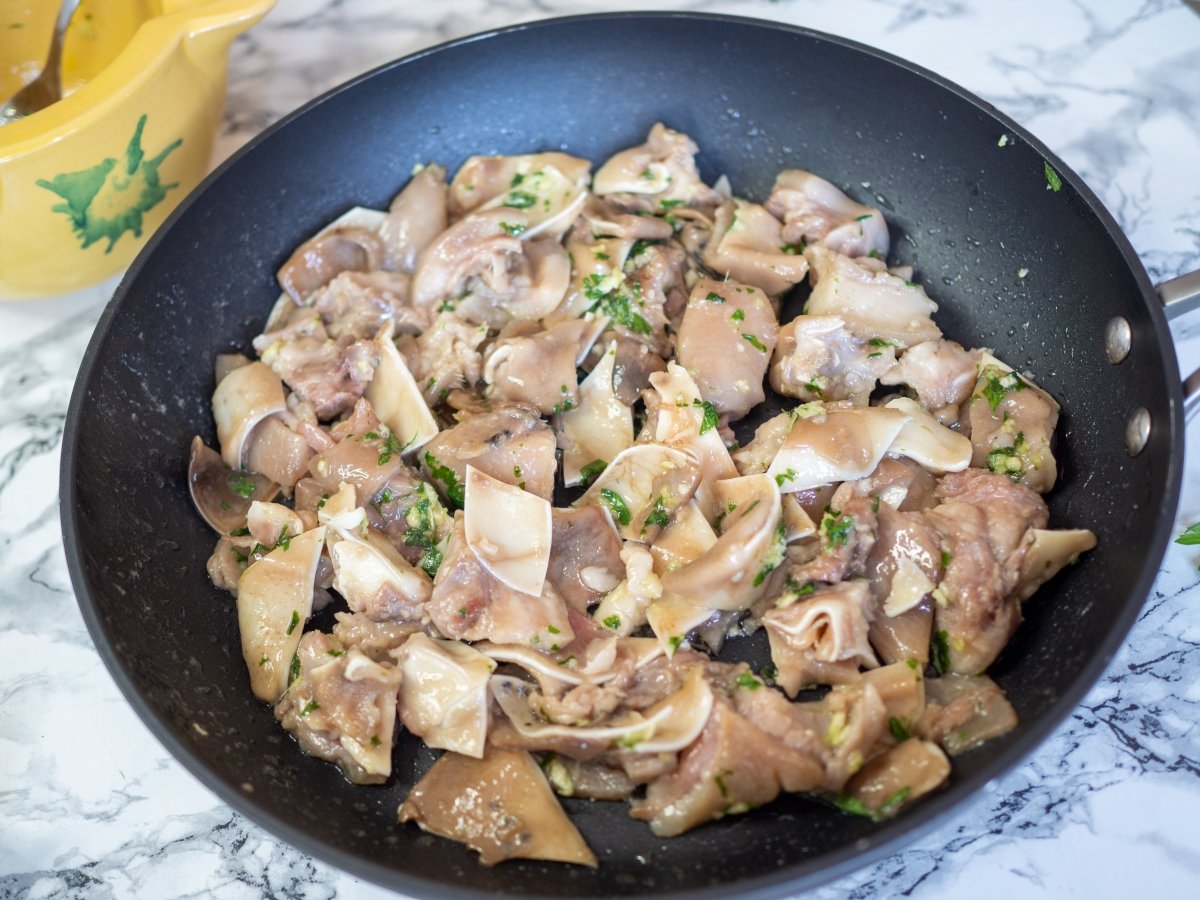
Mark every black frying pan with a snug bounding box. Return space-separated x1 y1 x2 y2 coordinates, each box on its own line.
61 13 1189 899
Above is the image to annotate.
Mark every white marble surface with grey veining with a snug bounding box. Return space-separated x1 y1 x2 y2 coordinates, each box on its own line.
3 1 1200 897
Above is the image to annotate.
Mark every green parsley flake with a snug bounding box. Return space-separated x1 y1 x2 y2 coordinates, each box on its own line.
603 614 621 630
499 221 526 236
820 508 854 548
228 471 256 499
579 459 607 486
736 672 762 691
299 700 319 717
931 629 952 674
780 241 806 255
775 468 797 487
731 308 745 322
1044 161 1062 192
424 452 465 508
742 333 767 352
286 609 300 635
289 653 301 684
641 495 671 534
786 577 816 597
376 431 415 466
503 190 536 209
582 273 652 335
854 213 872 222
276 525 291 551
888 716 911 742
599 487 632 526
979 367 1027 413
229 526 250 537
706 291 725 303
692 398 719 434
940 549 952 570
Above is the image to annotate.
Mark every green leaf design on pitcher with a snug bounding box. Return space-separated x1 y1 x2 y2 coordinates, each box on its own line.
36 114 182 253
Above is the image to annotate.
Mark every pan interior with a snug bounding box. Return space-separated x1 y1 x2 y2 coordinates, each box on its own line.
64 14 1178 899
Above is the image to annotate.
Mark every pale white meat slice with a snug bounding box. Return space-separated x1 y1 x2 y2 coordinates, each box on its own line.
674 277 779 420
364 321 438 453
449 152 591 222
560 340 634 488
1014 528 1097 602
380 163 448 273
243 416 314 494
275 632 402 783
731 410 794 476
647 499 718 578
236 526 326 702
395 311 488 406
463 466 552 598
863 502 942 667
212 361 288 467
701 199 809 296
310 269 428 341
770 315 896 405
393 632 492 758
277 219 385 303
915 672 1019 756
966 359 1060 493
660 474 783 615
767 405 911 493
803 246 940 348
592 122 720 206
398 748 598 867
839 739 950 819
428 512 573 650
765 169 889 258
245 500 305 549
574 443 702 542
884 397 973 474
420 404 557 502
879 339 983 424
764 580 879 694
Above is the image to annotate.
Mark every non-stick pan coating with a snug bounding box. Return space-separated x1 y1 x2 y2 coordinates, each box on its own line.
63 13 1183 899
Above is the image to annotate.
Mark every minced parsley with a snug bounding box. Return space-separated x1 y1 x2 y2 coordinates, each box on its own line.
579 459 607 486
227 471 256 499
978 366 1026 413
931 629 952 674
741 333 767 352
820 508 854 548
599 487 632 527
692 398 718 434
583 273 652 335
641 496 671 534
424 452 465 508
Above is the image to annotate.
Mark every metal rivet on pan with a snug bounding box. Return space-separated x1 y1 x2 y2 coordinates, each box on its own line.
1126 407 1151 457
1105 316 1131 364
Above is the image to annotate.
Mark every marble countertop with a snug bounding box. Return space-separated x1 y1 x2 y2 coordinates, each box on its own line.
3 1 1200 897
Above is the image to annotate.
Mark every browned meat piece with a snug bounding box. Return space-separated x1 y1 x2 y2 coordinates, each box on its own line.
839 739 950 818
311 269 428 341
420 404 557 502
427 513 572 646
330 611 421 663
593 122 721 208
399 748 597 867
879 339 983 424
546 506 625 613
674 277 780 420
764 169 889 259
770 315 895 406
541 755 637 801
244 416 313 494
787 489 878 585
630 695 825 836
483 320 588 415
915 672 1018 755
277 225 385 303
924 469 1048 674
966 363 1060 493
396 312 488 406
763 581 878 694
275 632 402 784
863 503 943 666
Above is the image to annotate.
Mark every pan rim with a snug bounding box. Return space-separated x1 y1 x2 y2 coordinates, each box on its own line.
60 10 1186 899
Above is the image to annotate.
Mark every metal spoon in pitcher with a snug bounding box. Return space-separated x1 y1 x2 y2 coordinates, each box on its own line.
0 0 85 124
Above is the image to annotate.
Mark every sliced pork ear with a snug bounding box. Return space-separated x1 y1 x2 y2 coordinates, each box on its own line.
838 739 950 820
277 210 387 303
592 122 720 207
392 632 493 758
765 169 889 258
660 474 783 615
381 163 448 272
884 397 972 474
916 672 1018 755
648 500 718 577
398 748 598 867
966 358 1060 493
1014 528 1097 601
675 278 779 421
592 543 663 637
363 321 439 453
574 443 702 542
212 361 288 468
463 466 552 598
477 164 590 241
396 311 488 406
449 152 591 220
276 634 402 784
310 270 426 342
421 404 557 503
763 580 879 694
804 246 940 347
766 405 911 493
701 199 809 296
243 417 313 494
560 341 634 487
188 436 279 534
410 208 526 312
731 410 793 476
236 526 326 702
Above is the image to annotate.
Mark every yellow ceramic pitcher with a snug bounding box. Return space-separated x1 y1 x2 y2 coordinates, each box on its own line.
0 0 274 299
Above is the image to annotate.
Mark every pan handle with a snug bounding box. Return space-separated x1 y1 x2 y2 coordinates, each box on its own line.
1160 270 1200 421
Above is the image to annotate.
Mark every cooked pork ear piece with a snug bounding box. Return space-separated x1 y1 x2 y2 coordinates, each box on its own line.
593 122 720 207
188 436 279 534
766 405 911 492
381 163 448 273
765 169 889 259
701 199 809 296
463 465 553 598
212 361 288 469
236 526 326 702
559 340 634 488
392 632 492 758
803 246 940 347
879 339 984 424
449 152 591 226
574 442 702 542
763 580 879 694
674 277 780 421
277 210 388 303
770 315 896 406
884 397 973 474
363 321 439 454
966 355 1060 493
399 748 598 867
